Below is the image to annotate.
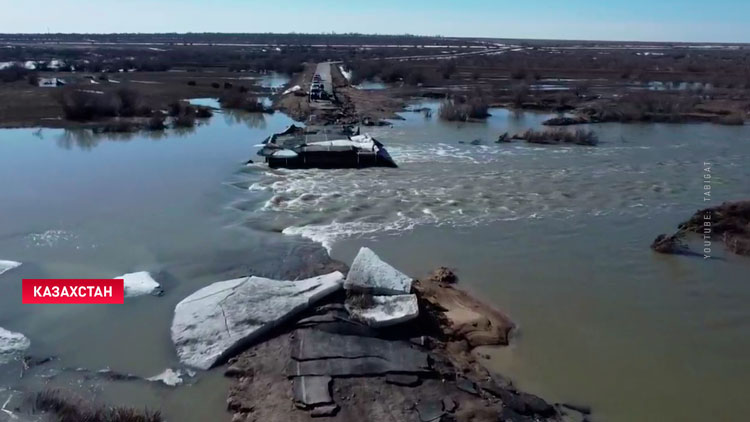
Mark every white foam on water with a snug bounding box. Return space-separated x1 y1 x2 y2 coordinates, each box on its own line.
0 327 30 365
237 130 702 252
25 229 77 247
147 368 187 386
283 218 419 253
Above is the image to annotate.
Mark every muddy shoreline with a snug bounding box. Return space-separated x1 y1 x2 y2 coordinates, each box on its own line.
222 263 585 422
1 250 589 422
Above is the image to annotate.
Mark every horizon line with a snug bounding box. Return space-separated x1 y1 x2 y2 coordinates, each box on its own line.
1 32 750 46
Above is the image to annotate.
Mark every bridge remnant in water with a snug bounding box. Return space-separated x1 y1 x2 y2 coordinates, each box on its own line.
256 124 396 169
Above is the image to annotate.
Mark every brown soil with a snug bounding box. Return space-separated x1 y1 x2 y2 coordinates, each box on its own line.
3 37 750 129
414 268 515 353
653 200 750 257
329 64 404 124
223 268 574 422
0 70 267 129
678 200 750 256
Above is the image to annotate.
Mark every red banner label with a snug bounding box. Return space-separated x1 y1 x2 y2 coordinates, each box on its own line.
22 279 124 304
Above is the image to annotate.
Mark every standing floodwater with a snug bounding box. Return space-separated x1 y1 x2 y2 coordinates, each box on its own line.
241 103 750 422
1 102 749 422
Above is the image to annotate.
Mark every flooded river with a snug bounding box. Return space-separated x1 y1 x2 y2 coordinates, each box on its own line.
1 101 749 421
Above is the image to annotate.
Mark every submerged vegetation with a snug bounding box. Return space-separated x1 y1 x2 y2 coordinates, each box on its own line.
438 96 490 121
34 390 163 422
513 128 599 146
146 115 167 131
53 87 151 121
582 92 700 123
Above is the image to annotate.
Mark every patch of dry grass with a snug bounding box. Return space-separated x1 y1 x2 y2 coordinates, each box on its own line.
34 390 163 422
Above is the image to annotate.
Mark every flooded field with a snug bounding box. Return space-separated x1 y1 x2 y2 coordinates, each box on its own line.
243 104 750 422
1 102 749 421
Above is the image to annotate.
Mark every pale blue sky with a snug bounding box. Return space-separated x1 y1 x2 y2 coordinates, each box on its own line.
1 0 749 42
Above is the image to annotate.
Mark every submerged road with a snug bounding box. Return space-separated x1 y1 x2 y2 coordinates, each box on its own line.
312 62 334 100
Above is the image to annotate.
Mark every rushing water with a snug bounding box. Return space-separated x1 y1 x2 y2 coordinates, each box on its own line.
240 103 750 422
1 102 749 422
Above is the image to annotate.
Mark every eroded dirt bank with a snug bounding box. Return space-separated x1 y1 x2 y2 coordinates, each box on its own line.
652 200 750 257
224 268 589 422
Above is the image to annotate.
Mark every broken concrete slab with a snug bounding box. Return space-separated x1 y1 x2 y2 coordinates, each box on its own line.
296 314 342 326
0 260 21 276
346 294 419 328
416 400 444 422
287 355 431 378
0 327 30 365
292 376 333 408
171 271 344 370
310 404 339 417
442 397 457 413
385 374 421 387
456 378 479 396
291 329 428 366
307 321 380 338
118 271 163 297
344 247 412 295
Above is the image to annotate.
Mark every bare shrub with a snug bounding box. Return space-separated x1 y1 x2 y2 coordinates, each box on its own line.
511 83 530 107
514 128 599 146
146 115 167 131
53 88 120 120
173 112 196 128
196 107 213 118
168 101 189 117
115 87 142 117
53 86 151 121
438 95 490 121
0 64 31 82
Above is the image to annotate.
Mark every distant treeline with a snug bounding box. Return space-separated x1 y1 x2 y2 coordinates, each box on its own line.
0 33 478 47
0 44 468 75
451 47 750 88
346 60 458 85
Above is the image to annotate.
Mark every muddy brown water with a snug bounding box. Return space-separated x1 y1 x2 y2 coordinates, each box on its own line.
1 101 749 421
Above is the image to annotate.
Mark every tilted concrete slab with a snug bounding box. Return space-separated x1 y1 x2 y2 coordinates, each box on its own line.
287 329 430 377
346 294 419 328
292 376 333 408
171 272 344 370
344 247 412 295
